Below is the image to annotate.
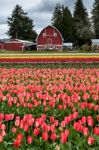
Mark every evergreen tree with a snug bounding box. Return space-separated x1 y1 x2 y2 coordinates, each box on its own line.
51 4 73 42
92 0 99 38
7 5 37 41
73 0 92 46
62 6 73 42
51 3 63 34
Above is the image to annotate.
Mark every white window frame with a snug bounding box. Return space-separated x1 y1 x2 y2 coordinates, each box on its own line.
43 33 46 37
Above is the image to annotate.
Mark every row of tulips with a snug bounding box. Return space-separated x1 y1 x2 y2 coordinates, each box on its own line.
0 68 99 149
0 112 99 148
0 57 99 63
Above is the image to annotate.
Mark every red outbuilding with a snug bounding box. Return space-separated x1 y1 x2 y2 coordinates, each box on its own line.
0 41 5 50
0 39 36 51
4 39 23 51
36 25 63 50
4 39 36 51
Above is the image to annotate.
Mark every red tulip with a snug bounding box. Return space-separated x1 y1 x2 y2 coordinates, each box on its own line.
0 135 3 143
12 127 17 133
60 133 67 144
81 116 86 124
87 116 94 127
58 104 63 110
82 127 89 136
5 114 11 121
15 119 20 127
61 121 65 127
16 133 23 141
0 113 4 121
54 119 58 127
50 116 55 123
42 132 48 141
13 139 21 148
33 128 40 136
50 124 55 132
27 136 32 144
96 115 99 122
41 123 48 132
1 124 6 130
23 124 29 132
50 133 57 141
88 136 94 145
93 127 99 135
73 112 78 119
64 129 70 137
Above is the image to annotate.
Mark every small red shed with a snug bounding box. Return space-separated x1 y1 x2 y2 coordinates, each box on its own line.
36 25 63 50
0 41 5 50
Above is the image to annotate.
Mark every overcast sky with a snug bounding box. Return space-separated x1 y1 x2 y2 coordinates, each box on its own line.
0 0 94 39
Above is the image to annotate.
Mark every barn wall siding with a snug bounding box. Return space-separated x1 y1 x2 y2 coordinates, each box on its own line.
0 42 5 50
5 43 23 51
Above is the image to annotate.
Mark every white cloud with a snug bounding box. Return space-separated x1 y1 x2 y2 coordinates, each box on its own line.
0 24 9 39
0 0 94 39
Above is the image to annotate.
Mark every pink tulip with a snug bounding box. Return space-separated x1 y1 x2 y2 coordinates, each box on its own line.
88 136 94 145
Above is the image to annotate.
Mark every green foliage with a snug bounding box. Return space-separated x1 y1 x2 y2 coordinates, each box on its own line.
62 7 73 42
0 63 99 69
51 4 63 34
73 0 92 46
51 4 73 42
92 0 99 38
7 5 37 41
80 44 92 52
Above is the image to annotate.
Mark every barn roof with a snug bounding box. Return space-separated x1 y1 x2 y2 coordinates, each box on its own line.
63 43 73 46
15 39 36 46
0 39 9 43
92 39 99 45
0 41 5 44
36 25 63 41
1 39 36 46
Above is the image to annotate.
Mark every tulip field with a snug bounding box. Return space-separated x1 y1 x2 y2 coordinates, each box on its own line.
0 52 99 150
0 53 99 63
0 67 99 150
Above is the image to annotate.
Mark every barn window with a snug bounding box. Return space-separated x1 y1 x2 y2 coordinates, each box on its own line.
43 33 46 37
54 33 57 37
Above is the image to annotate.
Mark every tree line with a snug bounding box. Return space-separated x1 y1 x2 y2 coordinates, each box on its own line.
7 0 99 47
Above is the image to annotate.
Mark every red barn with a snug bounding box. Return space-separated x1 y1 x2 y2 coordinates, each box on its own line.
36 25 63 50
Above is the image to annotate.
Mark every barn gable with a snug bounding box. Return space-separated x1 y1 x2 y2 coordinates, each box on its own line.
37 25 63 50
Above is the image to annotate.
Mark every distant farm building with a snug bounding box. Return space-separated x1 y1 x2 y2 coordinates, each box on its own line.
91 39 99 52
91 39 99 46
36 25 63 50
0 41 5 50
63 43 73 50
0 39 36 51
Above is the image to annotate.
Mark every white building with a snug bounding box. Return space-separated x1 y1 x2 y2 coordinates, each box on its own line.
91 39 99 46
63 42 73 50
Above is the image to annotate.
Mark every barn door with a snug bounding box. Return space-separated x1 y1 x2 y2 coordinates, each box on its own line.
47 39 52 49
